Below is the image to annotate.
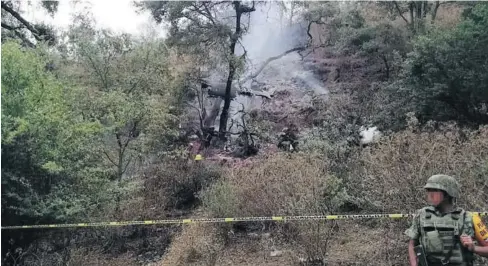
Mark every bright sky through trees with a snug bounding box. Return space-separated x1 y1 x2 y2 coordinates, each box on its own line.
21 0 166 36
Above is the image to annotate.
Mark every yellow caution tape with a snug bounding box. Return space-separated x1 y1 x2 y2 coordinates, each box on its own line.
2 212 486 230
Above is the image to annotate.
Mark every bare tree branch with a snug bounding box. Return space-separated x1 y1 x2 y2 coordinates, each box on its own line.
80 44 110 89
102 150 118 167
1 1 42 40
431 1 441 24
307 20 325 42
393 1 410 25
1 22 35 47
203 3 216 25
242 46 307 83
1 22 23 31
127 44 152 94
190 2 216 26
185 102 204 129
122 154 133 175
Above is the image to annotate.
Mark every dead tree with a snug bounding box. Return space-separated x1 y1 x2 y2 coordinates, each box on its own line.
218 1 256 140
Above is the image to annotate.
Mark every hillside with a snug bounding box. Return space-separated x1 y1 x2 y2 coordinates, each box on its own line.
2 1 488 266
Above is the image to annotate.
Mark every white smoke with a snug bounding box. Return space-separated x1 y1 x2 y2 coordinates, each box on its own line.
206 2 328 134
237 3 306 64
237 3 310 79
359 126 382 145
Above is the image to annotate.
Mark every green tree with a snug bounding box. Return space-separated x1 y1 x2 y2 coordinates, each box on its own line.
61 21 181 180
136 1 256 140
380 3 488 128
1 41 108 225
335 22 408 80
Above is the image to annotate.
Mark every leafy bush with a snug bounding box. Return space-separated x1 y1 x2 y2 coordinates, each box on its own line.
379 3 488 129
1 41 118 225
1 41 142 264
201 179 240 219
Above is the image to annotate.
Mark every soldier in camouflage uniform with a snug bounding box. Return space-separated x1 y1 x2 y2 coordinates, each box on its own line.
405 174 488 266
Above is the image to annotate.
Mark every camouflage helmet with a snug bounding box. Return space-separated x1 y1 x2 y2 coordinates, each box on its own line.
423 174 460 198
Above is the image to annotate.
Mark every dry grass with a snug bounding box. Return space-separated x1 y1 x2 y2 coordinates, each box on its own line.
158 223 224 266
202 153 346 218
157 219 341 266
324 220 408 266
195 117 488 265
215 244 296 266
354 122 488 214
346 121 488 264
200 153 350 263
66 247 138 266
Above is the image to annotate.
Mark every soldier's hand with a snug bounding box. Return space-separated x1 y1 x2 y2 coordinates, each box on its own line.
460 234 475 251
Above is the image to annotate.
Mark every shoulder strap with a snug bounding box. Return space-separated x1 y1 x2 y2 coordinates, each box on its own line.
417 208 425 237
458 210 467 234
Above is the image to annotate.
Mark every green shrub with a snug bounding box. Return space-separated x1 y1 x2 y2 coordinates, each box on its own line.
201 179 239 218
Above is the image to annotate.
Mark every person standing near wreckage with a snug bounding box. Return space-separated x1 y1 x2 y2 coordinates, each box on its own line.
405 174 488 266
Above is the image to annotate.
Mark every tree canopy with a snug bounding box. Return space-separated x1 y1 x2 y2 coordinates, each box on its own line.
379 3 488 128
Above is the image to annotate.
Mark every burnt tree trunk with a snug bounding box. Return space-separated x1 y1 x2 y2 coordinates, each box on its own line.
218 1 255 140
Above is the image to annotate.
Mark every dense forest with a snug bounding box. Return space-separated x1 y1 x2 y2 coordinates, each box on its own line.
2 1 488 265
